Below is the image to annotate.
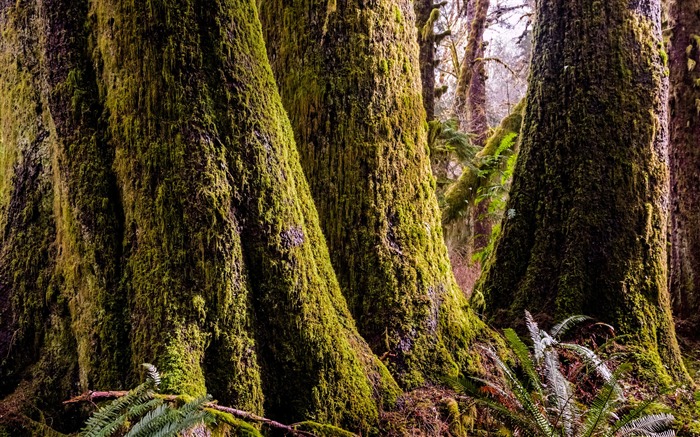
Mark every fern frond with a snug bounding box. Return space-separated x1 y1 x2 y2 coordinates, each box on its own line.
470 395 543 437
142 363 161 388
86 398 164 437
124 403 172 437
503 328 545 401
542 350 575 437
615 413 675 437
524 311 544 363
482 347 555 436
550 315 590 340
579 373 623 437
609 397 659 435
126 396 214 437
82 383 154 437
149 411 214 437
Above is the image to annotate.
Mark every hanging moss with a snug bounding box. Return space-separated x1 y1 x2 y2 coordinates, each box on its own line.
476 0 689 385
1 0 398 433
258 0 493 388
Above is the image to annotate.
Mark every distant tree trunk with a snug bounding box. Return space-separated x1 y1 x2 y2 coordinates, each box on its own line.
0 0 397 433
415 0 438 120
477 0 689 384
463 0 490 148
669 0 700 333
259 0 488 387
454 0 489 135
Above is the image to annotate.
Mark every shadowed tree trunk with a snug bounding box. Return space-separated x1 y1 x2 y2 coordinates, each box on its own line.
477 0 689 384
258 0 489 387
0 0 398 433
669 0 700 334
415 0 438 120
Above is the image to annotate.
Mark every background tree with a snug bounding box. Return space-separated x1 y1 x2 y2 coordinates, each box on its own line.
258 0 488 386
454 0 490 139
415 0 449 120
669 0 700 334
0 0 398 432
477 0 689 384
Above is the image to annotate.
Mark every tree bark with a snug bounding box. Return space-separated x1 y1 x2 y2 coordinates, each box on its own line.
669 0 700 334
454 0 490 134
0 0 398 432
477 0 688 384
258 0 488 387
415 0 438 120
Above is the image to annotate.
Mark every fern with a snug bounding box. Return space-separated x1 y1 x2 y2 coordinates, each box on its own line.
579 372 623 437
82 382 156 437
615 413 675 437
550 315 591 340
451 312 676 437
504 329 544 400
81 366 221 437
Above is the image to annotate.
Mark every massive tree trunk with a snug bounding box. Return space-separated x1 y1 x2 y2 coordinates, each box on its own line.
477 0 688 384
258 0 488 387
669 0 700 333
0 0 398 433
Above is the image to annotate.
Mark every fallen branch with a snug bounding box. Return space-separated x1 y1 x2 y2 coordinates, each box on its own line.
64 391 326 437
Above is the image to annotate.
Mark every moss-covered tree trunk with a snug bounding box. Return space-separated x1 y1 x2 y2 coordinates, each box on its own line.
454 0 489 135
415 0 438 120
0 0 398 433
477 0 688 384
669 0 700 333
259 0 488 387
463 0 489 148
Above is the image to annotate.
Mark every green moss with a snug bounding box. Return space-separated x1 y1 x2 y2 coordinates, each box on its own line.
206 410 263 437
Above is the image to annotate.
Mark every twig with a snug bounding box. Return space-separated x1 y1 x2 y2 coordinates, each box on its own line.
477 57 518 76
64 391 326 437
